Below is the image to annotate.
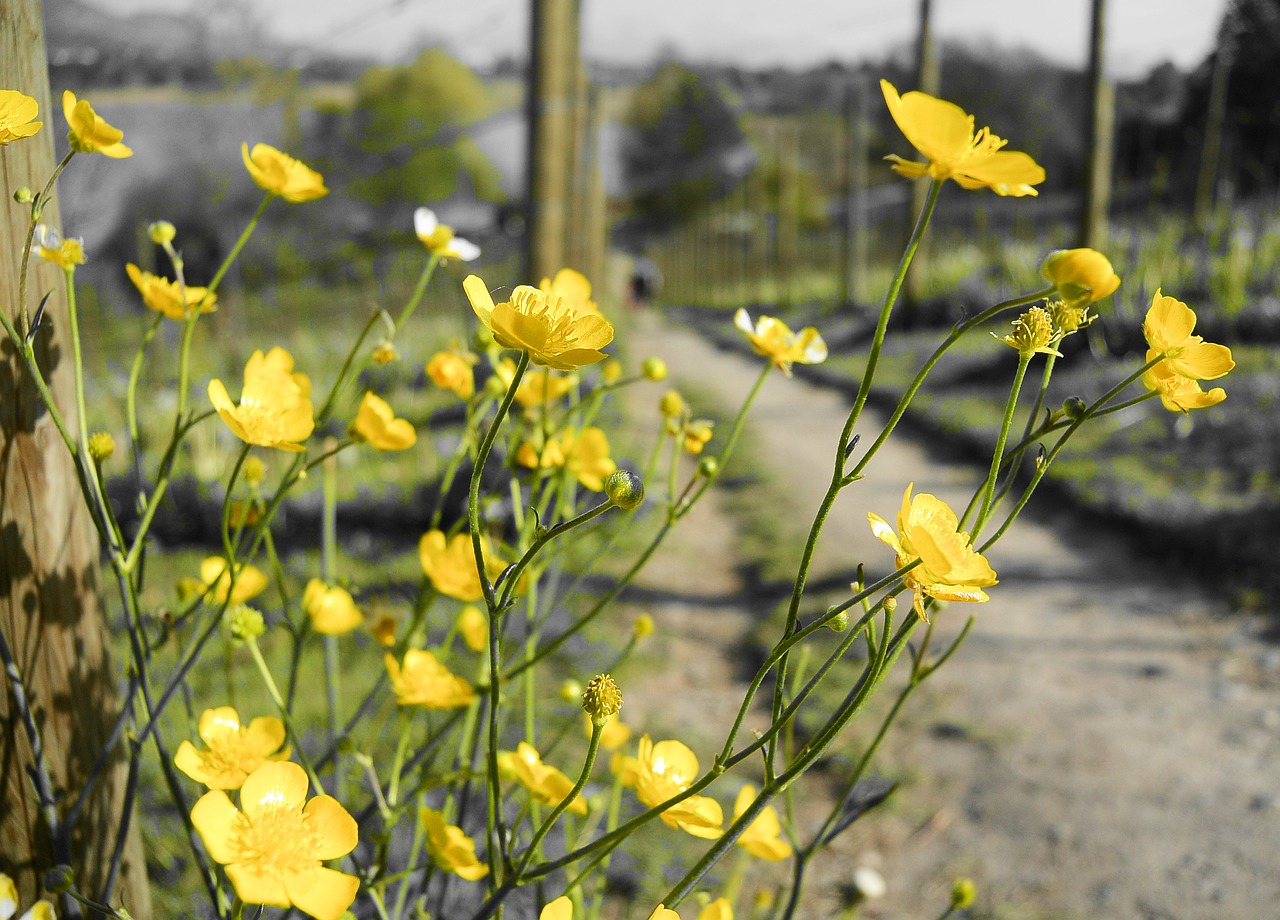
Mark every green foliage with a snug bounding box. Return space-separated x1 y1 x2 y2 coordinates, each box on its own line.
347 49 500 206
623 64 751 233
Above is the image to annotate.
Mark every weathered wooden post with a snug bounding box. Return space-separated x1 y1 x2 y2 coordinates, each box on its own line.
902 0 938 317
1079 0 1114 248
0 0 150 914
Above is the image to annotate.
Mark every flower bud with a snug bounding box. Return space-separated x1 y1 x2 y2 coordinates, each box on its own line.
883 594 898 613
45 864 75 893
88 431 115 463
224 604 265 643
633 613 655 639
559 679 583 703
14 187 33 203
698 457 719 479
601 359 622 384
371 340 399 365
243 455 266 487
827 610 849 632
147 220 177 245
850 866 886 902
1041 247 1120 308
582 673 623 722
659 388 685 418
641 357 668 381
1063 396 1086 420
604 470 645 510
951 878 976 910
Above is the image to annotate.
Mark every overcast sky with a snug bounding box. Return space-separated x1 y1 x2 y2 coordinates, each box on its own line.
88 0 1231 78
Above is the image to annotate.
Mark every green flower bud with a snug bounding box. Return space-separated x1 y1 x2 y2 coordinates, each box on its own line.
224 604 265 643
827 610 849 632
1063 396 1087 420
559 679 583 703
641 357 667 381
698 457 719 479
147 220 177 245
88 431 115 463
45 864 75 893
604 470 645 510
13 187 33 203
633 613 655 639
951 878 976 910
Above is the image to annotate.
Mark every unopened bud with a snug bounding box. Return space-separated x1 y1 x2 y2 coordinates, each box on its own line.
1063 396 1086 420
582 673 623 722
13 187 33 203
243 455 266 487
659 389 685 418
88 431 115 463
951 878 976 910
147 220 177 245
883 595 898 612
604 470 645 510
641 357 668 381
827 610 849 632
371 340 399 365
601 359 622 384
559 679 583 703
633 613 655 639
45 864 75 893
224 604 265 643
698 457 719 479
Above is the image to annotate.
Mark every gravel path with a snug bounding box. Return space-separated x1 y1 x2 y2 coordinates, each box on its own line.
620 311 1280 920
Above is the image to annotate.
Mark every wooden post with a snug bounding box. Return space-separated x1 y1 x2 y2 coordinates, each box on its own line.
837 75 870 311
902 0 939 316
1195 2 1239 228
582 84 608 292
525 0 580 282
1079 0 1114 248
0 1 150 914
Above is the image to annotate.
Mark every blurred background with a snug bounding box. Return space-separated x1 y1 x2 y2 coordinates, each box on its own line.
45 0 1280 597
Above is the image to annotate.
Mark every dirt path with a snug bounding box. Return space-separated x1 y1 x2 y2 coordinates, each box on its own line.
620 311 1280 920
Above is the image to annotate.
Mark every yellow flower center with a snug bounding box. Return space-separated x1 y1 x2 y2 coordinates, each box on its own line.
231 798 321 875
511 289 584 350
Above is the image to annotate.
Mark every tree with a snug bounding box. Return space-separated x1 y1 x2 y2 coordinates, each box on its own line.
622 64 753 235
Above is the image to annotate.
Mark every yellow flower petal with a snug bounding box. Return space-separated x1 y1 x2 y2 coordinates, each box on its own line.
284 866 360 920
351 391 416 451
241 143 327 202
0 90 41 144
303 795 360 860
62 90 131 157
541 896 574 920
385 649 475 708
465 274 614 369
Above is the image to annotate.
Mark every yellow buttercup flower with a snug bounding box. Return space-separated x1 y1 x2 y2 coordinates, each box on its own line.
540 267 600 316
0 90 42 144
126 263 216 320
1141 359 1227 413
464 274 614 370
241 143 328 203
385 648 475 708
62 90 131 157
495 357 578 411
0 873 54 920
1041 248 1119 309
732 785 792 861
302 579 363 636
200 557 269 605
414 207 481 261
540 896 573 920
420 808 489 881
511 741 587 815
1141 290 1234 382
880 80 1043 196
698 899 733 920
682 420 714 456
191 761 359 920
31 225 85 269
208 348 315 452
457 605 487 652
868 483 998 622
350 391 416 451
427 349 477 399
635 735 723 839
517 426 617 491
174 706 289 790
418 529 507 602
734 309 827 377
649 905 681 920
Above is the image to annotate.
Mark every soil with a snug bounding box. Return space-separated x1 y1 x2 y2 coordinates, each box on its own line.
616 311 1280 920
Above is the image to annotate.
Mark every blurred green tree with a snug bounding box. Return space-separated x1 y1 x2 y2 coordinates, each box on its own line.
347 48 505 205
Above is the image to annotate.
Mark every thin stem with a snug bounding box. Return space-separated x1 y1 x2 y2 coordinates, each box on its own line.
515 721 603 877
973 351 1032 535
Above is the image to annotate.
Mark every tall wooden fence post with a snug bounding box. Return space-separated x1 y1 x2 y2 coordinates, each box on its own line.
1079 0 1114 248
1 0 151 914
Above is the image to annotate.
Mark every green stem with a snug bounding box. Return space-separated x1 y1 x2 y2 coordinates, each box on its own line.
515 721 603 878
973 351 1032 536
395 253 441 334
245 639 325 793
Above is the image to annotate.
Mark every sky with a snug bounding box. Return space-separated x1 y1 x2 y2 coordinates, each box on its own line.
86 0 1231 78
